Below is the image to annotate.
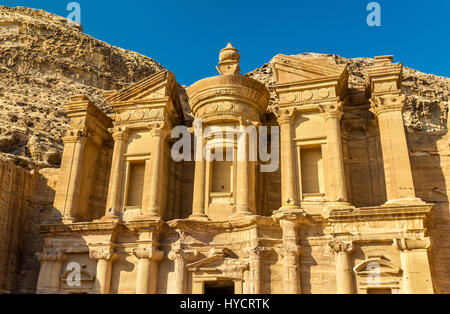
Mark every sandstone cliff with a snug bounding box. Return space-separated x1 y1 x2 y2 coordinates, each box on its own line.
1 6 450 294
0 6 164 169
1 6 448 170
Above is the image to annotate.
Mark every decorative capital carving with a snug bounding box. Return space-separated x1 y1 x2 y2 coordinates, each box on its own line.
168 248 199 262
246 246 273 258
275 108 296 126
318 102 344 121
329 241 353 254
369 94 405 116
133 248 164 261
109 127 129 141
63 127 88 144
394 237 431 251
36 252 67 263
89 249 118 261
275 244 303 257
148 123 169 138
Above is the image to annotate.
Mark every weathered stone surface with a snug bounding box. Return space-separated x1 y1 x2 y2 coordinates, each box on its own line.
0 6 164 169
0 6 449 295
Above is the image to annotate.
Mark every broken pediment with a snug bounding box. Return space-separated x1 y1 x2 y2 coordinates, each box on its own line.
105 70 181 109
271 54 348 85
187 248 248 278
354 256 402 277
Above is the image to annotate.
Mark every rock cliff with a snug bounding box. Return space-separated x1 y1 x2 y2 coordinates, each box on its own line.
1 6 448 170
0 6 164 169
1 6 450 294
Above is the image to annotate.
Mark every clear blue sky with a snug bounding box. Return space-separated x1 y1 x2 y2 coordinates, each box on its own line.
5 0 450 85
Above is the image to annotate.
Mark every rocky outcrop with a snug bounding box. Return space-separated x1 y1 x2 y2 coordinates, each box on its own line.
0 6 164 169
1 6 450 294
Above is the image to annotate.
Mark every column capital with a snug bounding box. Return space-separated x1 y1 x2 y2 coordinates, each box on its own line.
133 248 164 261
369 94 406 116
148 122 169 138
89 249 118 262
275 244 303 257
275 108 296 125
168 248 199 262
36 252 67 263
63 128 88 144
109 127 129 141
394 237 431 251
329 241 354 254
318 102 344 121
245 246 273 258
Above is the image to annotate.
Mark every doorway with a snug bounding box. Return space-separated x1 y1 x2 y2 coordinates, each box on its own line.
204 280 235 295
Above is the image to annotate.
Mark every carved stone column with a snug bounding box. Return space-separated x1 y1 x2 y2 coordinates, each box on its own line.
104 127 128 219
329 241 354 294
36 252 67 294
167 248 199 294
319 102 348 204
191 138 208 220
143 125 168 218
54 129 87 222
275 244 302 294
276 218 302 294
247 247 271 294
394 238 434 294
277 109 299 210
370 95 422 204
133 248 164 294
236 125 252 216
90 249 118 294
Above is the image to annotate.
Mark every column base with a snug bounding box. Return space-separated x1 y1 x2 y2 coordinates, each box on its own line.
62 217 79 224
99 214 121 222
229 211 255 220
383 198 427 207
324 202 355 210
134 214 162 221
274 206 303 215
189 214 210 221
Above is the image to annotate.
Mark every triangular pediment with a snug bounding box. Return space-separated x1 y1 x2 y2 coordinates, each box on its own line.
272 54 347 84
105 70 178 103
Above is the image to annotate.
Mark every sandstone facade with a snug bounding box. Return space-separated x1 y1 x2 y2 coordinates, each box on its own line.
35 44 442 294
0 6 449 295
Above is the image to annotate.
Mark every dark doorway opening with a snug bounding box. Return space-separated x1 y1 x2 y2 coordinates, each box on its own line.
367 288 392 294
204 280 235 295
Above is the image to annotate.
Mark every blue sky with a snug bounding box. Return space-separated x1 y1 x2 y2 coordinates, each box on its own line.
4 0 450 85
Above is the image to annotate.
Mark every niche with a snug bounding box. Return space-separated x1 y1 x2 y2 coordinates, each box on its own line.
204 280 235 295
301 146 325 195
367 288 392 294
125 161 146 207
212 160 233 193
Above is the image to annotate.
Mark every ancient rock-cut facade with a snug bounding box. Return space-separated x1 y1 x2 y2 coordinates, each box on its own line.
36 44 435 294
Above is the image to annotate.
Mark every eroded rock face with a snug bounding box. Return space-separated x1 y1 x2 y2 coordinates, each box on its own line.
0 6 164 169
1 6 450 294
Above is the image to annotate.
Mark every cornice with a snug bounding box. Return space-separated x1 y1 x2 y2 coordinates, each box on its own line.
329 204 433 222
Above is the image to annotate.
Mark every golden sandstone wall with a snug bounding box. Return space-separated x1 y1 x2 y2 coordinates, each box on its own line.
0 54 448 294
0 7 448 295
0 161 58 293
28 48 442 295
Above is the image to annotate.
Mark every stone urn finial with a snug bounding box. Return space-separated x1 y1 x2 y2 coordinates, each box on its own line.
217 43 241 75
